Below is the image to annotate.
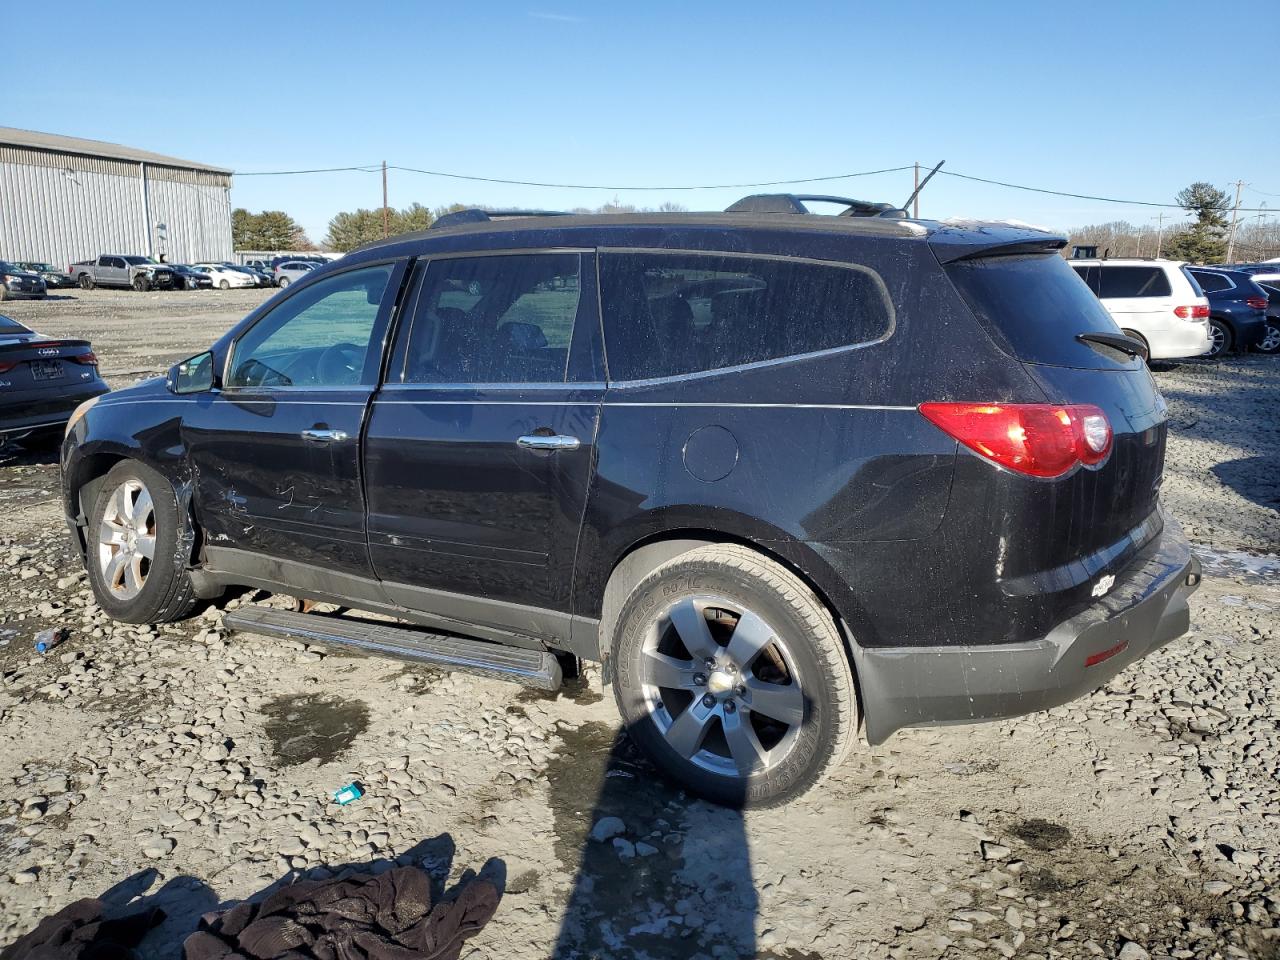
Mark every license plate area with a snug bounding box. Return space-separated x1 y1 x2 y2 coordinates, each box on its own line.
31 359 64 381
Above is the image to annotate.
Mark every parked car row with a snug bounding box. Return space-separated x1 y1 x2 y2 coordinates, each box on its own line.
1066 257 1280 360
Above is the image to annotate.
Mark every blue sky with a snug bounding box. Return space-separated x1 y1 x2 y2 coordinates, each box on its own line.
9 0 1278 244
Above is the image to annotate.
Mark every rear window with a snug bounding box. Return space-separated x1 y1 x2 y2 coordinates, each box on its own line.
0 315 30 333
1189 270 1231 293
1096 265 1171 299
598 252 892 381
947 254 1133 368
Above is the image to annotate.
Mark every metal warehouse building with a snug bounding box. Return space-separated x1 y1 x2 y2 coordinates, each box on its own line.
0 127 233 269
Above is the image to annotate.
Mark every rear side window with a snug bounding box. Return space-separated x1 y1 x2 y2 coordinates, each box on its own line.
947 254 1130 369
1189 270 1230 293
1096 266 1171 299
598 252 891 381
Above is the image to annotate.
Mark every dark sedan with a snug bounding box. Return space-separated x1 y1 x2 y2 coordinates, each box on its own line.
0 261 47 301
16 262 76 289
1186 268 1270 357
0 314 108 446
172 265 214 290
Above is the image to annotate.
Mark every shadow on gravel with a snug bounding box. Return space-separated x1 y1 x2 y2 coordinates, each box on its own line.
549 723 758 960
1211 456 1280 512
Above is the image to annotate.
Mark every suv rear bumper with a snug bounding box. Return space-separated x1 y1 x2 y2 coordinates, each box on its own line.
852 513 1201 744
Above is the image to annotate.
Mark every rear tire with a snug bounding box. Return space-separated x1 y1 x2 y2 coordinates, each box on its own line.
611 544 857 808
0 287 7 302
278 277 291 288
79 275 94 290
1258 320 1280 355
85 460 198 624
1207 318 1232 358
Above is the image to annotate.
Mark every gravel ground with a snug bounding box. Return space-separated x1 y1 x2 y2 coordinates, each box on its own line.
0 290 1278 960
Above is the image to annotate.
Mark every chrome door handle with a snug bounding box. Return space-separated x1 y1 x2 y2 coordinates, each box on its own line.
517 434 581 451
301 428 349 443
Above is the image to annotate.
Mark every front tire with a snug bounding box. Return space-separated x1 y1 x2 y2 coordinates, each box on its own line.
219 279 230 290
133 276 150 292
86 461 198 624
1207 318 1232 358
611 544 857 808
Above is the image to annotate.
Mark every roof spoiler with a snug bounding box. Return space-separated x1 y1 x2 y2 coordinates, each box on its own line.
432 208 570 230
929 227 1067 264
725 194 910 219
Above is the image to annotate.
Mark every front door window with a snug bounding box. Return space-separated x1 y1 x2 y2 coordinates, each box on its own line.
229 264 393 388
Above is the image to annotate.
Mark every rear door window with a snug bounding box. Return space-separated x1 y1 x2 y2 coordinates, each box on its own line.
598 252 892 381
947 254 1132 369
1096 266 1171 299
397 253 582 384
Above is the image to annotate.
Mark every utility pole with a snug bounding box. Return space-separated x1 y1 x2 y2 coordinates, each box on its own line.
1225 179 1244 263
1154 212 1166 259
1135 226 1144 258
912 162 920 219
378 162 389 239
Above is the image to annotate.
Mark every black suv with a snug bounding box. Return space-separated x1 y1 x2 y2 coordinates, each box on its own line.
61 197 1201 807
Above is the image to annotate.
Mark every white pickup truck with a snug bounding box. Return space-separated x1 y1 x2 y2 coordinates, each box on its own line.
68 255 177 292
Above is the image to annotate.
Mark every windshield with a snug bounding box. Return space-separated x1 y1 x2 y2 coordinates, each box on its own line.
124 256 157 265
948 253 1134 369
23 263 53 272
0 261 17 273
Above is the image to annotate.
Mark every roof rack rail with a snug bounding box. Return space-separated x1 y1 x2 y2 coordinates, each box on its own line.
431 208 570 230
724 194 910 219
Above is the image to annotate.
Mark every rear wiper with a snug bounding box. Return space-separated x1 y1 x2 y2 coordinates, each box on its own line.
1076 331 1148 360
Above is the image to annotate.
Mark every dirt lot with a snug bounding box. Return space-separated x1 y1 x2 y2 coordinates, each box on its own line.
1 289 1278 960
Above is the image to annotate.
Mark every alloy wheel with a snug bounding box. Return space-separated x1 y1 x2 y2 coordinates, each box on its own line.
96 478 156 601
1261 323 1280 354
640 596 805 778
1208 323 1226 357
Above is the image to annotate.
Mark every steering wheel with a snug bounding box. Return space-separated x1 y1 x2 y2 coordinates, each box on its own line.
317 342 364 385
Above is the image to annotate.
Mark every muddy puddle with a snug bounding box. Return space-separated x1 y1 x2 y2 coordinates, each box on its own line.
262 693 369 766
1193 545 1280 584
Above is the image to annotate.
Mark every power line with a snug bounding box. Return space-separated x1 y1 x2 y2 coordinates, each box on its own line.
385 164 914 191
938 169 1273 213
232 159 1278 212
237 164 383 177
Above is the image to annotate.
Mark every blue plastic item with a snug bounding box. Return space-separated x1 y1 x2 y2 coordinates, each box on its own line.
334 783 363 805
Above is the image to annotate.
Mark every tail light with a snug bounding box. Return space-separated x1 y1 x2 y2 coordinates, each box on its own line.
0 360 17 374
1174 305 1210 320
69 351 98 365
919 402 1113 478
1246 296 1268 310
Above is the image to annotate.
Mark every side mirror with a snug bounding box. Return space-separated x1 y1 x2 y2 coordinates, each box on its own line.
168 351 217 394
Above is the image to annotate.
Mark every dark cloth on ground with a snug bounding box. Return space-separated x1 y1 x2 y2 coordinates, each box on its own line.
1 898 164 960
182 867 499 960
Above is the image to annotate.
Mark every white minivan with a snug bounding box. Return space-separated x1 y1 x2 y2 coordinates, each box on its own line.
1068 258 1212 360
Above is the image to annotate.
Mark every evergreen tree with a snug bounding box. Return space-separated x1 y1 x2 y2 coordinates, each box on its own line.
1164 182 1229 264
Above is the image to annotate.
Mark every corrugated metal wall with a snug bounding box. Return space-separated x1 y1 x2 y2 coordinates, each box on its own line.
0 146 232 268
